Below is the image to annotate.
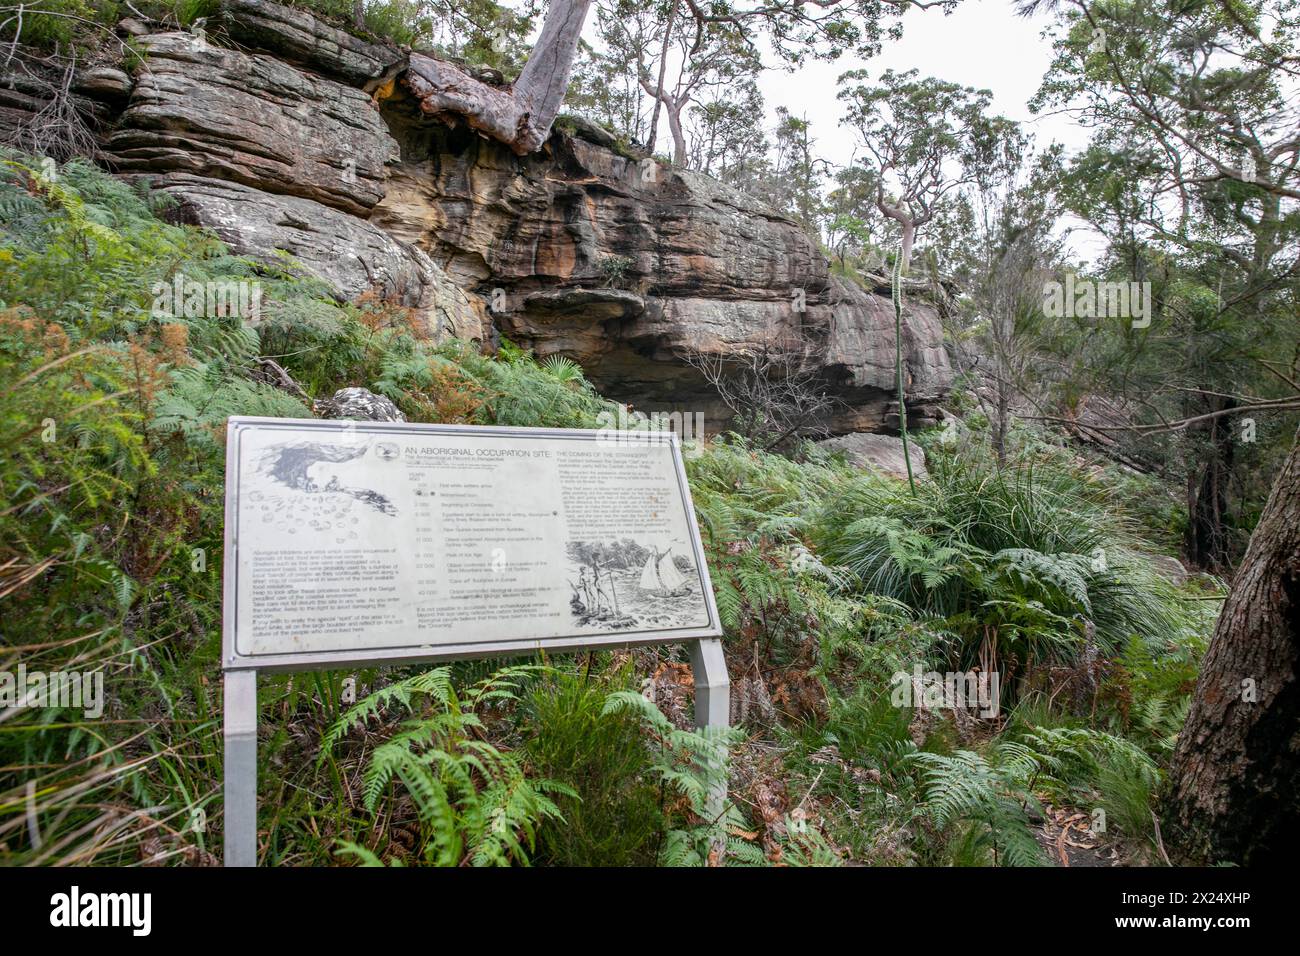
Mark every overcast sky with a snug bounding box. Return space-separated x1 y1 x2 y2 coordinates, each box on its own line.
532 0 1105 262
755 0 1091 165
750 0 1108 262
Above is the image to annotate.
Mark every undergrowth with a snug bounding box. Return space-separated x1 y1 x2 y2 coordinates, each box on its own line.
0 151 1216 866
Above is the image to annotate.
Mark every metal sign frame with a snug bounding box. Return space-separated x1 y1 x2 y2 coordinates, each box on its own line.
221 417 728 866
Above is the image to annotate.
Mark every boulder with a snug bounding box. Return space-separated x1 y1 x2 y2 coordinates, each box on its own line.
314 387 406 422
116 18 153 37
817 432 929 481
556 113 629 152
1148 554 1189 586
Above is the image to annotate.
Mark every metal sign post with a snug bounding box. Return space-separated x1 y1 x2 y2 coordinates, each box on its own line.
219 418 728 866
689 636 731 820
222 669 258 867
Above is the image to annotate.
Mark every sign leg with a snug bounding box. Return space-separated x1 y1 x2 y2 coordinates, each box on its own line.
223 668 258 867
690 637 729 731
690 638 730 825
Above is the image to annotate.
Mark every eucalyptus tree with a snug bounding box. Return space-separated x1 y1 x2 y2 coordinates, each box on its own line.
943 139 1068 465
837 69 1015 273
596 0 761 165
762 108 832 227
1166 425 1300 865
825 166 897 271
405 0 959 156
567 37 650 141
686 77 770 186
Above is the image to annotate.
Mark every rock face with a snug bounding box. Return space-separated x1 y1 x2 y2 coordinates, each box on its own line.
817 432 929 481
77 0 951 433
108 33 393 216
152 173 480 337
373 92 952 430
220 0 405 88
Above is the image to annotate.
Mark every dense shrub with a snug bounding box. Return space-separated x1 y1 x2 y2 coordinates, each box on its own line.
522 667 665 866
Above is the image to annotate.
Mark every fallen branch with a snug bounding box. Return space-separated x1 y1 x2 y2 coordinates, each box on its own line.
1024 396 1300 436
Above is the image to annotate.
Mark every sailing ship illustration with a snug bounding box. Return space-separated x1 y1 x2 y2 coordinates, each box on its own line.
566 538 698 630
639 545 689 596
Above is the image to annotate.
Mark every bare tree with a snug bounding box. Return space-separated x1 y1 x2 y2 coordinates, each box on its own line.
0 2 140 161
0 51 98 160
684 343 836 450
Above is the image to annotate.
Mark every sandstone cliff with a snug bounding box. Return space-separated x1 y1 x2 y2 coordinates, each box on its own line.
6 0 952 434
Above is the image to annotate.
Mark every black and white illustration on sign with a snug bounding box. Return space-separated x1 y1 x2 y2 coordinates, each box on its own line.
226 419 716 661
566 538 701 631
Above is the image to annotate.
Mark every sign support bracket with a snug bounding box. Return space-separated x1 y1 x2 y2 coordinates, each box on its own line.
222 643 730 867
690 637 729 731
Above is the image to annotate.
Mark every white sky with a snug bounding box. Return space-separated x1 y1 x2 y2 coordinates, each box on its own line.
755 0 1091 166
508 0 1107 261
750 0 1108 263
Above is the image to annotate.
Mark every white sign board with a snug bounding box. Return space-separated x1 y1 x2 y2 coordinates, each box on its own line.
221 418 721 671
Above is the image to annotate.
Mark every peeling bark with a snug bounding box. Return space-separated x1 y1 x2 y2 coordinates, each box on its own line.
1165 427 1300 864
404 0 592 155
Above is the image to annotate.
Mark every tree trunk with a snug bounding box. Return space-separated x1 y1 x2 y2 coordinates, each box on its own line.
405 0 592 155
667 99 687 166
899 221 915 274
645 0 679 156
1186 397 1236 571
993 377 1009 466
1164 426 1300 865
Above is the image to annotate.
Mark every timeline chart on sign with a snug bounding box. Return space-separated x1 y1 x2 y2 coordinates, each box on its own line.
225 419 716 660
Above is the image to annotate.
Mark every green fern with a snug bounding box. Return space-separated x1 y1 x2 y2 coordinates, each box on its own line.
602 691 752 865
913 745 1049 866
327 665 566 867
